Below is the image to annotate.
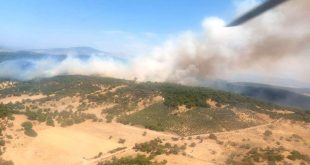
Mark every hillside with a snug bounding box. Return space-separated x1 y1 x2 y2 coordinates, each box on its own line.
0 75 309 165
207 81 310 111
30 47 102 55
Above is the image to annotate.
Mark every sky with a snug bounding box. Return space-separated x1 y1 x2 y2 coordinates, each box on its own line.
0 0 235 53
0 0 309 85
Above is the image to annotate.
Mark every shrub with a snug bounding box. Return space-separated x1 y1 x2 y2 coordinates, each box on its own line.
21 121 33 130
24 129 38 137
105 115 113 123
0 104 13 119
0 139 5 146
189 142 196 148
133 138 185 157
99 154 167 165
46 117 55 127
227 147 286 165
60 119 74 127
264 130 272 137
108 147 127 154
118 138 126 144
239 144 251 150
93 152 103 159
21 121 37 137
287 150 310 162
8 116 15 121
134 138 164 156
24 110 40 121
287 150 303 161
6 135 13 139
209 133 217 140
171 137 179 141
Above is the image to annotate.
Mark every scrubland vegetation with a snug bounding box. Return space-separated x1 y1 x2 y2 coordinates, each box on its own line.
226 147 310 165
0 104 13 119
1 75 310 165
118 103 257 135
133 138 186 158
98 154 167 165
2 76 309 129
23 109 98 127
0 104 15 137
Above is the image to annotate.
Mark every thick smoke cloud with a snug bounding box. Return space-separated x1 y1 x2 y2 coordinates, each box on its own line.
134 0 310 84
0 55 130 80
1 0 309 85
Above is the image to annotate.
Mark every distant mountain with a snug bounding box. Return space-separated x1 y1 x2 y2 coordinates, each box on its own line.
233 82 310 97
0 47 126 63
0 51 66 63
30 47 102 56
0 46 11 52
229 75 310 88
0 47 128 80
206 81 310 110
266 78 310 89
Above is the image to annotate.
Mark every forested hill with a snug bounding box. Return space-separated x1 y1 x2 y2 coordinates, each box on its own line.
1 75 309 136
209 82 310 111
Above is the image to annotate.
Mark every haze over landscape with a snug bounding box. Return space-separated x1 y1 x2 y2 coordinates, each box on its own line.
0 0 309 86
0 0 310 165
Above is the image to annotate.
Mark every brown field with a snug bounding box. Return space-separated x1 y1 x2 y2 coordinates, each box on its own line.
2 112 309 165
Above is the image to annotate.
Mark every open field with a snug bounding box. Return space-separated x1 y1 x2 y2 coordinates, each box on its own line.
3 117 172 165
2 115 309 165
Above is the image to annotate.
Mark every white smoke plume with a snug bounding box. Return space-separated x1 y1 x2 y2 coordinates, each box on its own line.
1 0 309 85
133 0 310 84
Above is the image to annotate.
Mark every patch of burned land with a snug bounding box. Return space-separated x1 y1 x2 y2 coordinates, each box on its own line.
0 75 309 165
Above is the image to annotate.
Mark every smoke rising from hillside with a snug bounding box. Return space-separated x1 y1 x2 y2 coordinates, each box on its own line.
1 0 310 84
134 0 310 84
132 0 310 83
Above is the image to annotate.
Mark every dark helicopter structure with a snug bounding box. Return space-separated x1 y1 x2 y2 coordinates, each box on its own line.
227 0 288 27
